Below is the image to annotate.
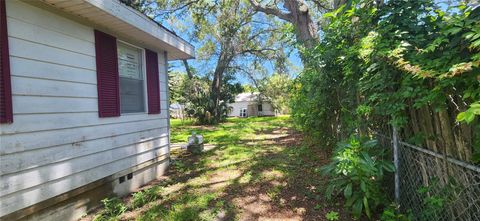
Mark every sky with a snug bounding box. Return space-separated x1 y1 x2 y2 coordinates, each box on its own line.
162 0 467 85
160 8 303 86
169 48 303 85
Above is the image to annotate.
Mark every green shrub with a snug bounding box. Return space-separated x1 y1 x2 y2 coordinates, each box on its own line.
321 136 394 219
94 197 127 221
326 211 340 221
380 203 412 221
417 178 454 221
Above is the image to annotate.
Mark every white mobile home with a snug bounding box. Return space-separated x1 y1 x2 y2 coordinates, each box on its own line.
228 92 275 117
0 0 194 220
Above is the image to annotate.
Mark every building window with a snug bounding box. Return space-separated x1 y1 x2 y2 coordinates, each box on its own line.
257 104 263 112
240 108 247 118
118 42 145 113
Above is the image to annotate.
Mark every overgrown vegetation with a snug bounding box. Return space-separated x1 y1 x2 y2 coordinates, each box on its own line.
257 73 293 114
169 71 243 124
321 137 394 218
131 187 162 209
292 0 479 162
93 198 127 221
287 0 480 219
92 186 163 221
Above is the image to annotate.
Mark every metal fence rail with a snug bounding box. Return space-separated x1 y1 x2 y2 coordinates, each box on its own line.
377 134 480 221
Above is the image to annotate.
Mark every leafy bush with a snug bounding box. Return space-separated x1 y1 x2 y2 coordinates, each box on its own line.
94 197 127 221
321 136 394 219
380 203 412 221
416 178 455 221
132 186 162 209
292 0 480 162
326 211 340 221
177 74 242 125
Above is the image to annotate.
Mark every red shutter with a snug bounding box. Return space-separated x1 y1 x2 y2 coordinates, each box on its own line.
0 0 12 124
94 30 120 117
145 49 160 114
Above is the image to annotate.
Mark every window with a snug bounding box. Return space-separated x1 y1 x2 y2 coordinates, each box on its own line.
240 108 247 118
117 42 145 113
257 104 263 112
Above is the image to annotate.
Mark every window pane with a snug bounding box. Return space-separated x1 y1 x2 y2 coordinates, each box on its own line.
118 44 142 80
118 42 145 113
120 77 145 113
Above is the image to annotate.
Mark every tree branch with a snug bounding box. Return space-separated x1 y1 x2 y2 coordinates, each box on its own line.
248 0 293 22
311 0 333 11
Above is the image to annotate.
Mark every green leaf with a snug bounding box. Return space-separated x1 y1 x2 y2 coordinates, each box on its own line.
363 139 378 148
360 180 367 192
383 162 395 172
344 183 353 198
362 152 375 168
363 197 371 218
456 112 466 122
471 39 480 49
325 211 340 221
465 111 475 123
352 199 363 218
463 31 476 40
323 12 336 18
447 27 462 35
345 194 358 207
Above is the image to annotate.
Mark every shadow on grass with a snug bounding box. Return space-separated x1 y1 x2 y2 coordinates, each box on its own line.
84 117 351 221
134 127 351 221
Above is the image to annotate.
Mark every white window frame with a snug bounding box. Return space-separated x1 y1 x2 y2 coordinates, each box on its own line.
117 40 148 115
240 108 247 118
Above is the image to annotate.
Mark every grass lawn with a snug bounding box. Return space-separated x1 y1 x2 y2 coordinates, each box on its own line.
87 116 349 221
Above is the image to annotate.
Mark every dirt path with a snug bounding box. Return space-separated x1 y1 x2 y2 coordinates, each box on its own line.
83 117 350 221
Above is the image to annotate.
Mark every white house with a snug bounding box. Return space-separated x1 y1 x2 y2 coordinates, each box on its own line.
228 92 275 117
0 0 194 220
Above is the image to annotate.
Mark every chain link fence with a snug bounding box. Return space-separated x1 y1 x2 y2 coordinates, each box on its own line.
377 134 480 221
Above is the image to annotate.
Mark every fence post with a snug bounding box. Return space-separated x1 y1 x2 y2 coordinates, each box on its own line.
392 127 400 204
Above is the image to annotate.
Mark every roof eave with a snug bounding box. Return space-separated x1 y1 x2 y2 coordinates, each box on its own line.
34 0 195 61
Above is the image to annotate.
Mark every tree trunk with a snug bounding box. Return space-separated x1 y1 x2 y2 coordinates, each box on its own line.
210 51 233 123
283 1 319 49
182 60 194 79
249 0 319 49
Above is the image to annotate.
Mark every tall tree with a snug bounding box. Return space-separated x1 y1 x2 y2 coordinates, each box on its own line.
197 1 282 122
123 0 286 123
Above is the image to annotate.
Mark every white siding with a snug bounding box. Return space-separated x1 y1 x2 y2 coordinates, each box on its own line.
228 101 275 117
228 101 251 117
0 0 170 217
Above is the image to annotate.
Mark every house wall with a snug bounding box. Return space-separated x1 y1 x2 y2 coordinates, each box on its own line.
228 101 252 117
228 101 275 117
0 1 170 220
259 103 275 116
